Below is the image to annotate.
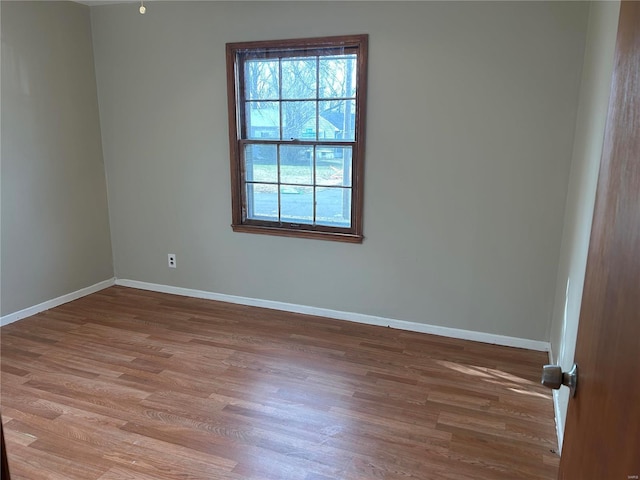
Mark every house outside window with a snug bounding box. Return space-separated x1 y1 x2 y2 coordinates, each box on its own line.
226 35 368 243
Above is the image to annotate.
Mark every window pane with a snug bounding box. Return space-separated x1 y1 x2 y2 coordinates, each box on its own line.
246 102 280 139
244 144 277 183
280 186 313 224
319 55 357 99
316 146 352 187
246 183 278 220
316 187 351 227
319 100 355 141
280 145 312 185
281 57 316 99
245 59 279 100
282 101 316 140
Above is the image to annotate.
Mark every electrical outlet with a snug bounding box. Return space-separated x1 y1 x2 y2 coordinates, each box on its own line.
168 254 176 268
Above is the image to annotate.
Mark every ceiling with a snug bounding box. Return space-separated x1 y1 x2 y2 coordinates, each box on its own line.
75 1 136 5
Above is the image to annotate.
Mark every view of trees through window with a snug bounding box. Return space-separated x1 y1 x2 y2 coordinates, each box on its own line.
227 35 367 242
243 54 356 227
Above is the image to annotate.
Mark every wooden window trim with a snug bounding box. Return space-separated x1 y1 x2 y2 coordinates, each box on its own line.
226 34 368 243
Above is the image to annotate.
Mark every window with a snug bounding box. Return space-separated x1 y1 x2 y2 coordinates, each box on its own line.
226 35 368 243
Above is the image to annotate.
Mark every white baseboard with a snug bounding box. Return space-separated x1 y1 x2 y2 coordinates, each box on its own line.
1 277 551 353
0 278 116 327
115 279 550 352
553 389 564 453
547 347 564 454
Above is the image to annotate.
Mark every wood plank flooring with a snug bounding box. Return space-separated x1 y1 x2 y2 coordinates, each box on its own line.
0 286 559 479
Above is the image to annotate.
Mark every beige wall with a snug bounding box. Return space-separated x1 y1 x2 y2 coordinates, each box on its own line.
548 1 620 449
1 1 114 316
90 1 589 342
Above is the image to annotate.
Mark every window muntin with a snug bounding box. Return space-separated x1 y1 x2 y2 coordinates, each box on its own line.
226 35 367 242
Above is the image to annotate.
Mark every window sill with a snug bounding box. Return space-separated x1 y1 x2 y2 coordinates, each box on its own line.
231 224 363 243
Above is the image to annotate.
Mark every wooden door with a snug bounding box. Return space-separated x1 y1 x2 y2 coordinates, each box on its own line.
558 2 640 478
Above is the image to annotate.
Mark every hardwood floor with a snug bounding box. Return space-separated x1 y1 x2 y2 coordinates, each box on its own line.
0 286 559 479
